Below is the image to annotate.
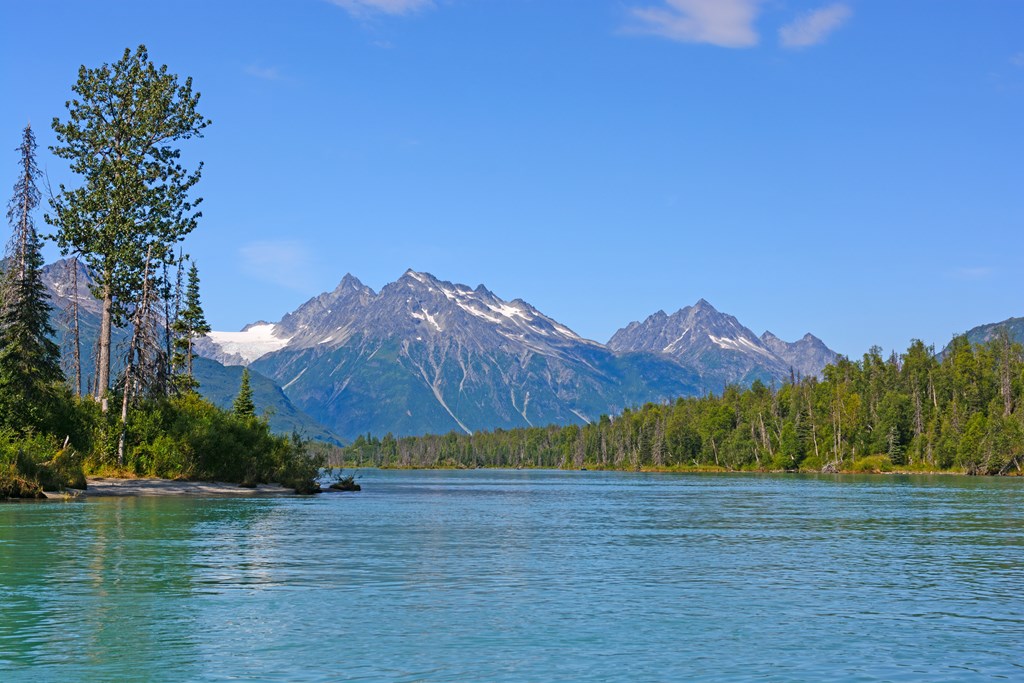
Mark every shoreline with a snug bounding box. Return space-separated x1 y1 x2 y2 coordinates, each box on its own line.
26 465 1022 501
365 464 1021 477
42 477 302 499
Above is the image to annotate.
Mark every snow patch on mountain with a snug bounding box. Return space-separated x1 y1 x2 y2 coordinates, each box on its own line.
205 324 292 364
709 334 774 357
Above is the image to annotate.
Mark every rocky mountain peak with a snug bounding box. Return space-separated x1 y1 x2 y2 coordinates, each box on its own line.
335 273 371 294
610 300 837 389
692 298 717 313
40 258 102 318
759 330 839 380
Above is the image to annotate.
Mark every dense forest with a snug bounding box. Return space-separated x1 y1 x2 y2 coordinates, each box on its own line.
1 47 321 498
338 334 1024 476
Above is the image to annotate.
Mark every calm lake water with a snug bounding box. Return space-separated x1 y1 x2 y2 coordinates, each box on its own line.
1 470 1022 682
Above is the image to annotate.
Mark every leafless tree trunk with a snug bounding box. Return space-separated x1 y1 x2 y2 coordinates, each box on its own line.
999 329 1013 417
58 257 83 396
117 247 156 465
97 279 113 410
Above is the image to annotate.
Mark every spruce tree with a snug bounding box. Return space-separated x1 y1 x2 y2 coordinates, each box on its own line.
0 124 64 432
233 367 256 419
171 261 210 392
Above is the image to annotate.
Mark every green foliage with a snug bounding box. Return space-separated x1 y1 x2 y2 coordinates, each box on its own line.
232 367 256 418
849 455 894 473
191 357 341 443
341 332 1024 476
277 433 325 494
0 125 65 434
0 389 320 495
0 431 85 497
171 261 210 391
110 393 320 489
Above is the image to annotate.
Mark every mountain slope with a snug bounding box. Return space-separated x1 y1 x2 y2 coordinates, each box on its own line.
940 317 1024 356
192 358 341 444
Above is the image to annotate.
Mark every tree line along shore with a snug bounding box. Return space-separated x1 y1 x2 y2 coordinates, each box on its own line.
336 336 1024 476
1 47 322 499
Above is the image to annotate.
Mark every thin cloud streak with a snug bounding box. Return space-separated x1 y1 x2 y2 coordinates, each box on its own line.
779 3 852 48
244 65 283 81
327 0 435 17
240 240 319 291
627 0 762 48
951 266 995 281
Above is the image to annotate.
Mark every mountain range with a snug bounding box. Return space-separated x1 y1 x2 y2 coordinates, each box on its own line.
197 269 838 441
37 260 1024 444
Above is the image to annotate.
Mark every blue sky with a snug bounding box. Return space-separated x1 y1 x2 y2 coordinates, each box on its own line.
2 0 1023 357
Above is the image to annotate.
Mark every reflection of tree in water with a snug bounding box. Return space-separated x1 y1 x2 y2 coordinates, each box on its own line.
0 497 275 677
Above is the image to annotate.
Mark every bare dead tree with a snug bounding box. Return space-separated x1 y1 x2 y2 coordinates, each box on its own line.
117 246 168 464
58 256 83 396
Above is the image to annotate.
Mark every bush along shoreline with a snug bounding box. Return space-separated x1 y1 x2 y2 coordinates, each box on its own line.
0 392 326 500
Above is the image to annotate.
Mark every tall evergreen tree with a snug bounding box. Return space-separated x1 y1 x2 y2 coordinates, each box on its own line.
171 261 210 392
46 45 210 408
0 124 64 431
233 367 256 419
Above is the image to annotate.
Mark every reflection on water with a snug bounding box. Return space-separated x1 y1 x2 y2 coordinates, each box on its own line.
1 471 1022 681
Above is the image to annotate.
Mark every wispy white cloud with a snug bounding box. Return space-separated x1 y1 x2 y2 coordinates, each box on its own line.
240 240 317 290
327 0 435 18
626 0 762 48
1011 52 1024 68
779 3 852 48
244 65 283 81
951 266 995 281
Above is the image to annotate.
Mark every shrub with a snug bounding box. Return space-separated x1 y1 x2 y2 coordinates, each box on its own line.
800 454 824 472
0 431 85 495
120 394 323 491
0 466 44 499
849 454 893 473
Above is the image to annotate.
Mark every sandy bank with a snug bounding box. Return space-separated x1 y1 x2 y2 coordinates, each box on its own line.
44 477 298 499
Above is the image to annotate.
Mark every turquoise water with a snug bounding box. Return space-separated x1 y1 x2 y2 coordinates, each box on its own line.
1 470 1022 681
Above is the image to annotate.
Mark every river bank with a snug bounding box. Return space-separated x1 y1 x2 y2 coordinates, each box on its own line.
41 477 301 499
